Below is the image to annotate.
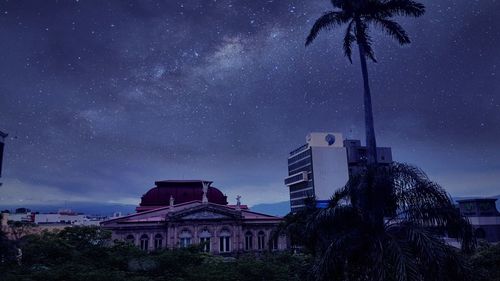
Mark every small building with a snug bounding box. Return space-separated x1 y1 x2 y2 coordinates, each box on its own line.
33 209 94 225
101 180 287 254
457 198 500 242
3 210 34 223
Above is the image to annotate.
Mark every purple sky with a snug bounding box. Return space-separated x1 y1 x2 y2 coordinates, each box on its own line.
0 0 498 207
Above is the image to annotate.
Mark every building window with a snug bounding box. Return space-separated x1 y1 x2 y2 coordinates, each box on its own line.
219 230 231 253
154 234 163 250
140 234 149 251
245 231 253 251
179 230 192 248
199 230 211 252
126 234 135 245
270 235 278 251
257 231 265 250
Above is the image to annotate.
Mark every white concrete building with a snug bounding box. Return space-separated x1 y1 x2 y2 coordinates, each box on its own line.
285 132 350 211
284 132 393 212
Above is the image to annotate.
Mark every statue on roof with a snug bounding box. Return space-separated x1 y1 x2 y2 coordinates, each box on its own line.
236 195 241 210
202 181 209 204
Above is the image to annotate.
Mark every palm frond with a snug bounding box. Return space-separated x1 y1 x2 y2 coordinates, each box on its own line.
384 232 420 281
279 162 474 281
313 231 353 280
371 18 411 45
354 20 377 62
330 0 350 10
328 182 351 207
306 11 350 46
381 0 426 17
309 205 361 238
343 20 356 63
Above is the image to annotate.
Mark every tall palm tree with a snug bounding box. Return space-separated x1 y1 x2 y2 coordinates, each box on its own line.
306 0 425 165
279 163 475 281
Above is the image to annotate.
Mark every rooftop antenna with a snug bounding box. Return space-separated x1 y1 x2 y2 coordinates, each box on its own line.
347 126 355 140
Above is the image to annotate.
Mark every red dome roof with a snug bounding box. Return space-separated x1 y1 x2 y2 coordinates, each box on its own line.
139 180 228 207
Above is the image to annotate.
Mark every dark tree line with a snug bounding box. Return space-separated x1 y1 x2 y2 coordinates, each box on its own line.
0 226 310 281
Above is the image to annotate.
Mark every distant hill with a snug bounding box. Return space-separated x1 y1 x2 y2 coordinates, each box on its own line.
0 202 137 216
251 201 290 217
2 195 497 218
249 195 500 218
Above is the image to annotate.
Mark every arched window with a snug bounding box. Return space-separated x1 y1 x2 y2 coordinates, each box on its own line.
199 229 211 252
257 231 265 250
219 229 231 253
179 230 192 248
245 231 253 251
126 234 135 245
140 234 149 251
154 234 163 250
269 232 279 251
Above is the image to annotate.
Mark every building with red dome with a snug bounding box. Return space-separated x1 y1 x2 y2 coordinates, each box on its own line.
137 180 228 212
101 180 287 254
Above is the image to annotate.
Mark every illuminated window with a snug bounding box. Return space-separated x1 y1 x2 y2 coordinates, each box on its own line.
154 234 163 250
179 230 192 248
199 230 211 252
257 231 265 250
219 230 231 253
245 231 253 251
140 234 149 251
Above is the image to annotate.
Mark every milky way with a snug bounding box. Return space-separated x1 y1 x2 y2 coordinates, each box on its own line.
0 0 498 206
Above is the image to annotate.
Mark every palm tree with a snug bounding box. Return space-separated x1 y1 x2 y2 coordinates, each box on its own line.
279 163 475 281
305 0 425 165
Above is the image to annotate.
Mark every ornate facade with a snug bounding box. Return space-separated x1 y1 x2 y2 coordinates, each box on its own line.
101 180 287 254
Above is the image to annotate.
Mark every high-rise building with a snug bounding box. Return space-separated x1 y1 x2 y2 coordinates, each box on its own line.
284 132 392 212
284 133 349 212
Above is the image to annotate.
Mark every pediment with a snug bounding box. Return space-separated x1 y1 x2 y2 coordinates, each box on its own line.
169 203 242 221
180 211 232 220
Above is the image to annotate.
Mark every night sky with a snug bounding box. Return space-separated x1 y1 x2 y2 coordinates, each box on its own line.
0 0 498 207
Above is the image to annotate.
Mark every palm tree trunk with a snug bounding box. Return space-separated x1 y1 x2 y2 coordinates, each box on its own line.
357 43 378 165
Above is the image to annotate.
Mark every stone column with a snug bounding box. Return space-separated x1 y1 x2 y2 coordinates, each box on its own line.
150 232 154 251
214 226 219 254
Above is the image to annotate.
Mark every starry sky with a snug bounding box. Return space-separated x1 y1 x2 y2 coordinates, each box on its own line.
0 0 498 208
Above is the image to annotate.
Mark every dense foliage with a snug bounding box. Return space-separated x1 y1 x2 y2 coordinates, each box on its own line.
279 162 477 281
469 242 500 281
0 218 498 281
0 226 310 281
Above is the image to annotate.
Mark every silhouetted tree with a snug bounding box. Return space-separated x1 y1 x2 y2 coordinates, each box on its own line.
470 242 500 281
282 163 475 281
1 227 16 264
305 0 425 165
